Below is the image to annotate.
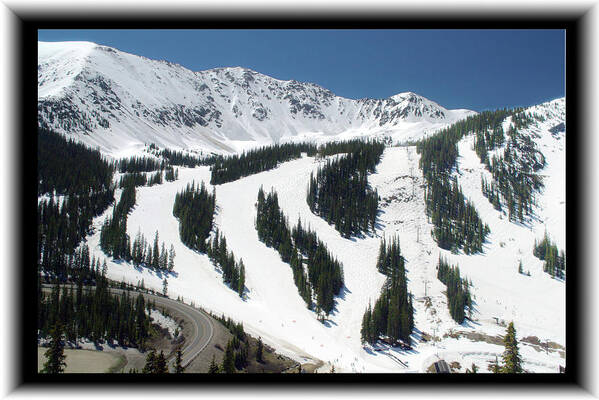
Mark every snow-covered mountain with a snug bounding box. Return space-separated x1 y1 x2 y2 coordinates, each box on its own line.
78 96 565 373
38 41 474 157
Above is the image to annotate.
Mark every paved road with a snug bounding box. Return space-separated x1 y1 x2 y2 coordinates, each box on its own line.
41 285 214 368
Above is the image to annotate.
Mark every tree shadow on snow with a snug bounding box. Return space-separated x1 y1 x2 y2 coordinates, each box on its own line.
322 319 338 328
336 286 352 301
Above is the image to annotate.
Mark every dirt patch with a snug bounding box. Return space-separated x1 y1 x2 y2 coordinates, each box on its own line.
521 336 564 350
445 330 504 346
449 361 461 372
243 339 297 373
299 360 323 374
38 347 123 373
520 336 565 358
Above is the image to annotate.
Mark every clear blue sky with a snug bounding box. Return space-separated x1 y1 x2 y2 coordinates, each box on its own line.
38 29 565 112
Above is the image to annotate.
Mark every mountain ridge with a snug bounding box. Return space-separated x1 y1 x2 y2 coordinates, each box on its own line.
38 41 475 157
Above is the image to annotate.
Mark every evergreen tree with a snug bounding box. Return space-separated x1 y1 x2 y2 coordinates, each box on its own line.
437 257 471 324
155 351 168 373
39 284 153 349
256 337 264 363
362 237 413 345
38 128 115 278
173 181 216 253
210 142 317 185
208 354 220 373
518 260 524 275
206 230 245 297
491 356 501 373
238 260 245 297
467 363 478 373
501 322 523 373
307 139 384 237
222 340 236 373
533 232 565 279
41 321 66 374
168 244 176 271
256 188 344 313
153 232 160 269
142 350 157 373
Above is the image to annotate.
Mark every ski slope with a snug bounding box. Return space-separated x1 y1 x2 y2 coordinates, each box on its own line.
80 98 565 373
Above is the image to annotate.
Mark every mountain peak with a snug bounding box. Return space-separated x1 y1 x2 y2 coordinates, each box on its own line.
37 40 475 156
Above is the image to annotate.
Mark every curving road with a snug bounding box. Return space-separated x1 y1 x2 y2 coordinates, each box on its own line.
41 285 215 368
140 290 214 367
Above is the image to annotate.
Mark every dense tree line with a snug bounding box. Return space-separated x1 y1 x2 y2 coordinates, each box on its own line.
118 172 147 188
533 232 565 279
38 128 115 278
416 111 509 253
146 171 163 186
100 182 136 259
437 257 472 324
38 127 114 196
417 109 511 177
307 140 384 237
207 314 250 373
210 142 318 185
425 177 490 254
206 229 245 297
100 182 175 271
172 181 215 253
361 236 414 345
38 278 154 349
141 350 169 373
157 146 222 168
164 166 178 182
118 169 175 189
316 138 383 158
478 112 544 223
211 313 247 342
117 156 166 173
39 242 103 285
256 187 344 315
130 230 176 272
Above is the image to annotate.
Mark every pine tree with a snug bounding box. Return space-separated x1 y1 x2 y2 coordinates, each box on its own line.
168 244 176 271
41 321 66 373
238 260 245 297
222 340 236 373
173 348 184 373
162 278 168 297
160 243 168 270
518 260 523 274
501 321 523 373
208 354 220 373
256 336 264 363
152 232 160 269
155 351 168 373
491 355 501 373
142 350 157 373
467 363 478 373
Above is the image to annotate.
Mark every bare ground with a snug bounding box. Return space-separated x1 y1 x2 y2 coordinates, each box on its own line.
38 347 124 373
